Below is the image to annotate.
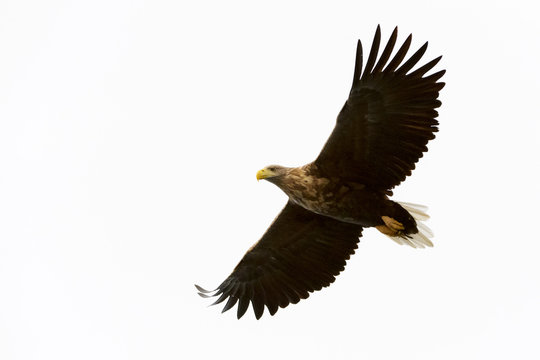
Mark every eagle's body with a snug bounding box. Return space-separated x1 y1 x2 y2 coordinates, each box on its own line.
197 26 445 319
268 163 412 230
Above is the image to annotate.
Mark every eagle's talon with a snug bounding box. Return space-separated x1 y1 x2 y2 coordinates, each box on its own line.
381 215 405 231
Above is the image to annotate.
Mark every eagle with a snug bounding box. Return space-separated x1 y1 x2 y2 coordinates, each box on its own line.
196 26 445 319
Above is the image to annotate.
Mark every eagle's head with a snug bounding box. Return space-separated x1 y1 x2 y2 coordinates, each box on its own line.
256 165 290 183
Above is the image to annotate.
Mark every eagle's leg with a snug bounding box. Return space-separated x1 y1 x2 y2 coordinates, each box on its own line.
375 216 405 236
382 216 405 231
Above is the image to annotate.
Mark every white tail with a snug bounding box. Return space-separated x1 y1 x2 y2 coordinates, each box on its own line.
388 202 434 248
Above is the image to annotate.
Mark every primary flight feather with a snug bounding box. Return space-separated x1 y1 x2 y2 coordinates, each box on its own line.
196 26 445 319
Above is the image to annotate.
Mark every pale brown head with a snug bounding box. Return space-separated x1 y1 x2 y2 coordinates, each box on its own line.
256 165 290 184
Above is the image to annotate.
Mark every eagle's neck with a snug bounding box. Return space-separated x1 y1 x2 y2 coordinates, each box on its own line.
271 163 332 211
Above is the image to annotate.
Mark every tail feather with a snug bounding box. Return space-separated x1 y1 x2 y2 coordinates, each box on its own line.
391 202 434 248
399 201 430 221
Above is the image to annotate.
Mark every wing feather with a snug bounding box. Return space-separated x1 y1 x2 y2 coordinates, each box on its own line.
384 34 412 73
362 25 381 78
371 27 398 74
351 40 363 89
396 42 428 75
315 26 445 190
409 55 443 78
196 202 362 319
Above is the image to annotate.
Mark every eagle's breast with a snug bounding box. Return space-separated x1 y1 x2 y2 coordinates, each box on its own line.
280 163 343 215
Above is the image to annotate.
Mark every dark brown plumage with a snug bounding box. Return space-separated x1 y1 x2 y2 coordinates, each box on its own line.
196 26 445 319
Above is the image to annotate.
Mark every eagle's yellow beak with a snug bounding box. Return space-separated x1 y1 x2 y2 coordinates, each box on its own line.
256 168 272 181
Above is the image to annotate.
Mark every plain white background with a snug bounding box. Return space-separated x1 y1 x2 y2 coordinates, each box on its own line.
1 1 539 359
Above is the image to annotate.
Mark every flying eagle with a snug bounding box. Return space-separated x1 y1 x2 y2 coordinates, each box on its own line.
196 26 445 319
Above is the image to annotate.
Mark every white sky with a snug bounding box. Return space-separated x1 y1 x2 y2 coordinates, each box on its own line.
1 1 539 359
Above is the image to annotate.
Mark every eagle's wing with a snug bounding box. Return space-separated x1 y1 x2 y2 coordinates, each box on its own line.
315 26 445 191
196 202 362 319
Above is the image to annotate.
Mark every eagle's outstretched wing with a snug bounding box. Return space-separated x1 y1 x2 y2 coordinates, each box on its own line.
196 202 362 319
315 26 445 191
